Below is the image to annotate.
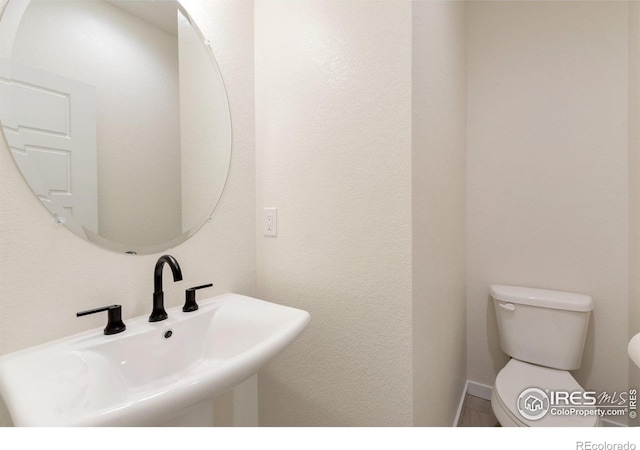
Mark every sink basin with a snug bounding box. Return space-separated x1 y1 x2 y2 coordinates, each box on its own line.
0 293 310 426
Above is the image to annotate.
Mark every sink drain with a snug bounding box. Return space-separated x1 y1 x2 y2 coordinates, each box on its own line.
163 329 173 339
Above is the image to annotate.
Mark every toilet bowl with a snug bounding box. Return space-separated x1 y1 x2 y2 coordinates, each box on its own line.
489 285 599 427
491 359 600 427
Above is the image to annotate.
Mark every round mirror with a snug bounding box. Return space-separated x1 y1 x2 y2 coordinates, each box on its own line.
0 0 232 254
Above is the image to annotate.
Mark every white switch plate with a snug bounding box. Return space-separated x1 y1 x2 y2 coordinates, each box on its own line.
263 208 277 236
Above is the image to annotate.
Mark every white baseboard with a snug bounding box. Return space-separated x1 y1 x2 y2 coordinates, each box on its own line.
453 380 493 426
452 380 470 426
466 380 493 400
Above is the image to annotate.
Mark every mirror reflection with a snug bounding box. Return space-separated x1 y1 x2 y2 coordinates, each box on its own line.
0 0 231 254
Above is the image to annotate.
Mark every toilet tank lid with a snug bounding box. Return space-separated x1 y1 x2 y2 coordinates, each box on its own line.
490 285 594 312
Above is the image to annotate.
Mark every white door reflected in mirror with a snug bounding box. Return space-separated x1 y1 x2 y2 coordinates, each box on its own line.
0 0 232 254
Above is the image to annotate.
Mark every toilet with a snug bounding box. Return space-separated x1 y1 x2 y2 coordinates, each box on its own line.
490 285 600 427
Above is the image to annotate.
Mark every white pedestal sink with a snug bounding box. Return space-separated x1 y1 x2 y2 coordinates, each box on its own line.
0 294 310 426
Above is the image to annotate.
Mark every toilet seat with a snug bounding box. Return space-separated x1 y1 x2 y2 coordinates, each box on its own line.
491 359 600 427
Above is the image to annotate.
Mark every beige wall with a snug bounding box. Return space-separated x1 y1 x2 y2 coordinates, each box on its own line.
412 0 467 426
467 0 630 404
255 0 413 426
0 0 255 426
629 0 640 429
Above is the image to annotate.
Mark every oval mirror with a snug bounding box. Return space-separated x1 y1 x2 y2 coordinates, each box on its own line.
0 0 232 254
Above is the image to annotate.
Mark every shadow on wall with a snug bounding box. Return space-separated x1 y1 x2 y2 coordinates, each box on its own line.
485 295 509 377
0 397 13 427
574 312 595 388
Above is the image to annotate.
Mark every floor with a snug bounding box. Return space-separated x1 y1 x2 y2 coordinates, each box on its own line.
457 393 500 427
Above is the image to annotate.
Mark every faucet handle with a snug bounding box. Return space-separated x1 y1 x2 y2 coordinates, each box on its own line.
183 284 213 312
77 304 126 335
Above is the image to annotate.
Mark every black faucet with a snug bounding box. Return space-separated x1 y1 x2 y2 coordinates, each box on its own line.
149 255 183 322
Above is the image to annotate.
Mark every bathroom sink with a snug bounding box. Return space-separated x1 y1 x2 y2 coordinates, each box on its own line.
0 294 310 426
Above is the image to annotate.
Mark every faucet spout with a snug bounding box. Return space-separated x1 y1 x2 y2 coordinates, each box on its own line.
150 255 183 322
154 255 183 293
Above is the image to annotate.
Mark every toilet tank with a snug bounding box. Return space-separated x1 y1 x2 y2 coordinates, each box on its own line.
491 285 594 371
